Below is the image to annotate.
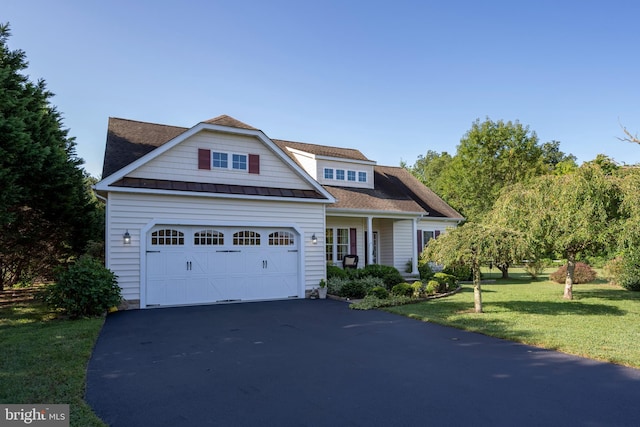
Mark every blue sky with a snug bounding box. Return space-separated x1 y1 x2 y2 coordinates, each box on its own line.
4 0 640 177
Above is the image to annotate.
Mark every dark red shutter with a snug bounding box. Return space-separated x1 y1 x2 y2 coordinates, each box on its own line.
249 154 260 174
198 149 211 169
349 228 357 255
435 230 441 238
417 230 423 255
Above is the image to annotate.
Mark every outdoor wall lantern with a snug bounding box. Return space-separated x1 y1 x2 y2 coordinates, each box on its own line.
311 233 318 244
123 230 131 245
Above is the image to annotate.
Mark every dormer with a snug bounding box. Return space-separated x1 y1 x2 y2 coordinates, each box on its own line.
274 140 377 190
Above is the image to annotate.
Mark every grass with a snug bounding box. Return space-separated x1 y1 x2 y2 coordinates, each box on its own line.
386 268 640 368
0 287 106 427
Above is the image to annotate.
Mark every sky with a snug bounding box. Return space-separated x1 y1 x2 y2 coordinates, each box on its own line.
4 0 640 178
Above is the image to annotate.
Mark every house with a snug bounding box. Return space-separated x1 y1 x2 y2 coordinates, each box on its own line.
94 115 463 309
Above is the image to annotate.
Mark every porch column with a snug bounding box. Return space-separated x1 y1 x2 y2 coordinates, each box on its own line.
367 216 374 266
412 218 419 275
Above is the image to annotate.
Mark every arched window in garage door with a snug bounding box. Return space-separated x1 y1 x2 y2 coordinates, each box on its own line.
269 231 295 246
151 229 184 246
194 229 224 245
233 230 260 246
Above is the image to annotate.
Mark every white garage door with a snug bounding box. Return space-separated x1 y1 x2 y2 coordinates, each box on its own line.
145 226 300 307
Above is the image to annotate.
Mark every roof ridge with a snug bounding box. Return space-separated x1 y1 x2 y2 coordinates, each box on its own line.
109 116 188 130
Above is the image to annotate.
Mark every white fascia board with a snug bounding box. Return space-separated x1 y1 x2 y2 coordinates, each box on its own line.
315 154 377 166
100 186 333 204
95 122 335 203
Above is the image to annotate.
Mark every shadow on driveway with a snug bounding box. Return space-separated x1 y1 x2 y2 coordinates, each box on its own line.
86 299 640 426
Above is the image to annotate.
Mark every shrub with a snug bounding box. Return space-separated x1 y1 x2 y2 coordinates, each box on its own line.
327 277 350 295
550 262 597 284
616 252 640 291
357 264 404 289
433 272 456 291
339 281 367 299
410 281 424 298
327 265 348 279
369 286 389 299
391 282 413 297
442 264 473 281
350 294 413 310
603 257 624 285
418 260 434 281
42 256 121 318
426 280 440 295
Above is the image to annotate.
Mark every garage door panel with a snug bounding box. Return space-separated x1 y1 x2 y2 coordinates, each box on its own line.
146 226 300 307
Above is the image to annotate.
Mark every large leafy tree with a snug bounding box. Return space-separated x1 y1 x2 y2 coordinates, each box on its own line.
0 24 100 288
490 165 622 299
424 222 530 313
409 119 575 222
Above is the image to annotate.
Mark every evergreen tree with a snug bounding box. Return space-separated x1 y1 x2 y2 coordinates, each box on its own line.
0 23 101 288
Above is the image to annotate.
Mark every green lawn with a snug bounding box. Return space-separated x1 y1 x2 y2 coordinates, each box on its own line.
387 269 640 368
0 291 106 427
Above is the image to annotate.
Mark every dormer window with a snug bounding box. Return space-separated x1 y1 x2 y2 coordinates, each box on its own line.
212 152 228 168
324 168 334 179
358 172 367 182
336 169 345 180
347 171 356 181
232 154 247 171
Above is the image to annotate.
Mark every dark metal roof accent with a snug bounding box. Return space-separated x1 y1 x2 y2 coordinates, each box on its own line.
110 177 327 200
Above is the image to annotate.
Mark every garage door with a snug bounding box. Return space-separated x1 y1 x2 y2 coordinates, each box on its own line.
145 226 300 307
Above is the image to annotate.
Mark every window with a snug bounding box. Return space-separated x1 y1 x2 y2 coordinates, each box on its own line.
269 231 295 246
358 171 367 182
151 229 184 245
347 170 356 181
194 229 224 245
233 230 260 246
232 154 247 170
325 228 334 262
326 228 349 262
324 168 334 179
212 152 228 168
336 169 345 180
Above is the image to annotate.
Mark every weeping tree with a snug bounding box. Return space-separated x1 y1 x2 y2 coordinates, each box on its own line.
424 222 530 313
490 164 622 299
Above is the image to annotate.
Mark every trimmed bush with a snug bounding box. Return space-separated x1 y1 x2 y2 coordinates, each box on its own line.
550 262 597 284
42 256 121 318
410 281 424 298
358 264 404 289
369 286 389 299
433 272 457 291
327 265 348 279
391 282 413 297
339 281 367 299
426 280 440 295
327 277 350 295
350 294 413 310
442 264 473 281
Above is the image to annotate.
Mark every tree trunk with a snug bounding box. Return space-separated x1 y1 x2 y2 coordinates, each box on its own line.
497 262 509 279
473 258 483 313
564 253 575 300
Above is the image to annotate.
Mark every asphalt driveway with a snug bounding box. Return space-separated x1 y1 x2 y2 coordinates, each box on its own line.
86 299 640 426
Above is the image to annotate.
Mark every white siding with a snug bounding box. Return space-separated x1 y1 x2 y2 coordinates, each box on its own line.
375 219 394 266
128 130 313 190
393 220 414 272
106 192 326 303
288 150 318 180
317 159 374 189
